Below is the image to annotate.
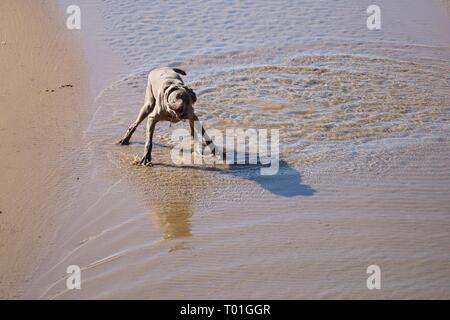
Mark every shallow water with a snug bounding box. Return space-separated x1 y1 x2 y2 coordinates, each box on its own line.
28 0 450 298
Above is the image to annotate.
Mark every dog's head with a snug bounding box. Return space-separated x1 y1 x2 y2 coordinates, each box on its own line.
166 86 196 120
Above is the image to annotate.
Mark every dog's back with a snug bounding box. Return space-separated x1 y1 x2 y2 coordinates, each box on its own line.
148 67 186 90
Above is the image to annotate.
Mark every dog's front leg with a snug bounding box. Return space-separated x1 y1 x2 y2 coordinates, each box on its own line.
190 113 216 156
139 117 157 166
118 102 153 145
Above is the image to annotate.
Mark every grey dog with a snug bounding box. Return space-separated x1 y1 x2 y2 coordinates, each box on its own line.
118 67 215 166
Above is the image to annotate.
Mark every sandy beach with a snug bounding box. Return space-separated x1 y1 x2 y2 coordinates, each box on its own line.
0 0 89 298
1 0 450 299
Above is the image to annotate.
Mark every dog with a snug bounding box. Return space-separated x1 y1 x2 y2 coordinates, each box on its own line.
118 67 216 166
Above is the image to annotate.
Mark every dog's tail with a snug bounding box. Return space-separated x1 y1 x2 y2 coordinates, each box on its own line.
172 68 187 76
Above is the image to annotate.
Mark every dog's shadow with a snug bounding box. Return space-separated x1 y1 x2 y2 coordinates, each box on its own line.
156 155 316 198
124 140 316 197
226 159 316 197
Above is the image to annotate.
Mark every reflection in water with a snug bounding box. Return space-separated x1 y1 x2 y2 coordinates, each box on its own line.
153 198 192 240
125 161 213 243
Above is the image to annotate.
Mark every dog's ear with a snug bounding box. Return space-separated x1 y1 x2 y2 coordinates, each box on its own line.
186 87 197 104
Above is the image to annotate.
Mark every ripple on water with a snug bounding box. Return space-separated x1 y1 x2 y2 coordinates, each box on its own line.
89 42 450 174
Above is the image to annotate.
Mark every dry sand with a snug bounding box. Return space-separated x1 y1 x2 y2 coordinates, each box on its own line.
0 0 89 298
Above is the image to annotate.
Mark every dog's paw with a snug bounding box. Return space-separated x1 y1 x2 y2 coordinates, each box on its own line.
135 156 152 167
117 138 130 146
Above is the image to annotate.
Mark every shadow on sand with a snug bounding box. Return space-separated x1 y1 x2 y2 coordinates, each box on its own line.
126 151 316 244
155 158 316 198
226 159 316 197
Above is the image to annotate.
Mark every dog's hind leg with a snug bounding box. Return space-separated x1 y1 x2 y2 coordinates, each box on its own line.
189 113 217 156
118 84 155 145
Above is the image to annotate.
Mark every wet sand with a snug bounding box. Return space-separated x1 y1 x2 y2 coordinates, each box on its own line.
0 1 89 298
2 0 450 299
